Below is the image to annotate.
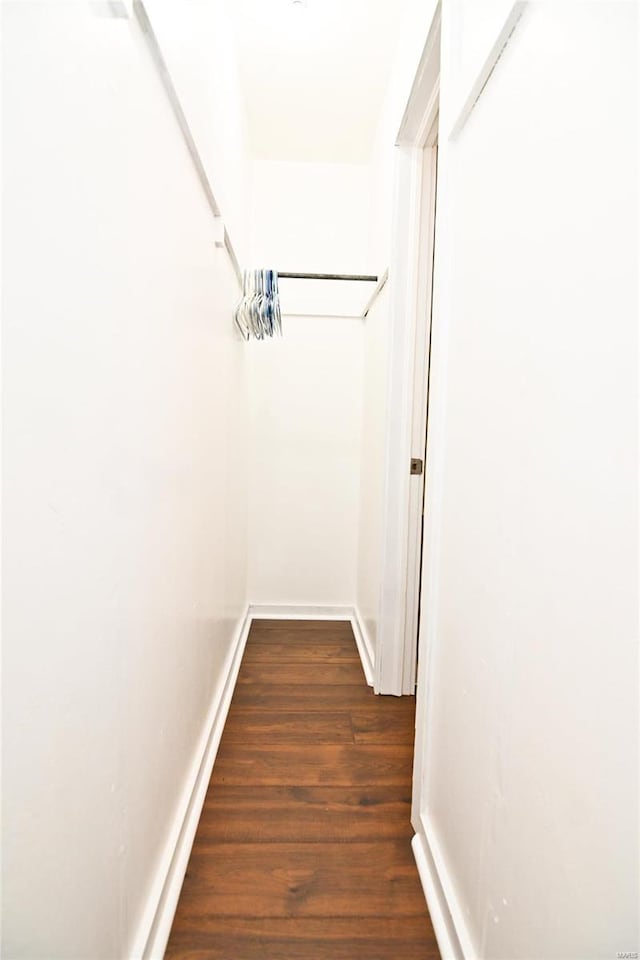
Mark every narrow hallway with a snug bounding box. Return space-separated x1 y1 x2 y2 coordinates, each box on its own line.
3 3 637 957
166 619 438 959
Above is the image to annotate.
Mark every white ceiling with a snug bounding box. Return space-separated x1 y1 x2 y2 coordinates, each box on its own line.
225 0 411 164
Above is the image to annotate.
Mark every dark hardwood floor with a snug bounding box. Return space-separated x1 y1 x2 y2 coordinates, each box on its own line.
166 618 439 960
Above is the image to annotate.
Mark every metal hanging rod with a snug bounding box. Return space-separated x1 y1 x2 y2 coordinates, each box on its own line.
277 272 378 282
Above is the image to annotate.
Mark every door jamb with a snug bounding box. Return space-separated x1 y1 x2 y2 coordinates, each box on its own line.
374 7 441 697
401 134 439 696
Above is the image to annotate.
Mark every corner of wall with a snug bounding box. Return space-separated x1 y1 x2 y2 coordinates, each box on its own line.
411 829 468 960
128 606 252 960
351 606 375 687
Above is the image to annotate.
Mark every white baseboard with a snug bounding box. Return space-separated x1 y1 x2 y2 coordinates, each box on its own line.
129 603 378 959
248 603 355 620
350 606 375 687
412 819 474 960
129 606 252 960
249 603 375 687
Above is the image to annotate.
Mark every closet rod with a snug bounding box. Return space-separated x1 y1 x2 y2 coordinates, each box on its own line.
277 272 378 282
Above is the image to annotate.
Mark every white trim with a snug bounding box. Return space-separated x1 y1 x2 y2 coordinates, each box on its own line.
449 2 526 140
249 604 375 688
413 812 479 959
350 607 375 687
248 603 353 621
412 831 466 960
375 144 424 697
420 817 476 958
133 1 244 290
411 0 457 875
107 0 134 17
128 603 376 958
397 6 441 147
376 11 441 698
128 607 252 960
401 143 438 696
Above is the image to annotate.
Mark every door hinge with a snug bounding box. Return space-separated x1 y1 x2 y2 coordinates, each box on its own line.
410 458 423 476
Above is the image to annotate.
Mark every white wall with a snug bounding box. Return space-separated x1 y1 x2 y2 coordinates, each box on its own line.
368 0 439 274
417 2 638 957
247 160 369 606
250 160 371 274
144 0 251 263
353 0 439 680
2 4 248 957
355 286 390 656
225 0 415 165
247 317 363 606
251 159 373 316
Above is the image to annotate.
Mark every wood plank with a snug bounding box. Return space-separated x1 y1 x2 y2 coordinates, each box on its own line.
194 786 414 842
166 619 438 960
166 942 438 960
248 619 354 640
166 936 438 960
211 743 414 786
350 707 416 744
243 638 360 663
178 841 428 917
237 661 366 685
166 917 439 960
168 915 435 941
221 711 354 745
229 683 408 711
248 618 353 629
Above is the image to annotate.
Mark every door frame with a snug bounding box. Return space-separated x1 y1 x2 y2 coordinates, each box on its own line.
374 7 441 696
